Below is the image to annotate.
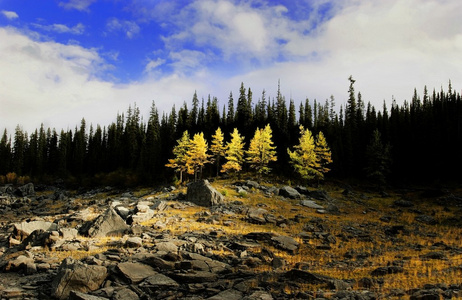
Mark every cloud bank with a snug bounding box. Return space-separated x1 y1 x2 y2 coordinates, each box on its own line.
1 0 462 134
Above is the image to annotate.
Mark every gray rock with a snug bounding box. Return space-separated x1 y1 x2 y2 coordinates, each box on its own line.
14 183 35 197
186 180 225 207
271 235 299 253
82 207 129 238
117 262 158 283
307 190 331 201
245 180 260 190
170 270 218 283
5 253 34 272
59 228 79 240
207 289 243 300
300 200 324 209
415 214 437 225
125 236 143 248
142 254 175 270
13 220 58 240
156 241 179 253
139 273 179 288
393 199 414 207
69 291 108 300
278 186 301 199
247 208 268 224
370 266 404 276
112 288 140 300
51 258 108 300
243 291 274 300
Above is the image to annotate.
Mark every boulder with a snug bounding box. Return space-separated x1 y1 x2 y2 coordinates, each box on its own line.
300 200 324 209
117 262 158 283
69 291 109 300
186 180 224 207
208 289 243 300
13 220 58 240
51 258 108 300
81 207 129 238
139 274 179 288
271 235 300 253
278 186 301 199
112 288 140 300
307 190 331 201
14 183 35 197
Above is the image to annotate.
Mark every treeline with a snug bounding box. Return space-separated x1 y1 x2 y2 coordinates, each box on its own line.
0 78 461 186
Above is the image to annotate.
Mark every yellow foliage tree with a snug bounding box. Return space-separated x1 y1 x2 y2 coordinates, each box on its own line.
186 132 209 181
287 126 319 181
246 124 277 178
165 130 191 184
221 128 245 175
314 131 333 181
210 127 226 177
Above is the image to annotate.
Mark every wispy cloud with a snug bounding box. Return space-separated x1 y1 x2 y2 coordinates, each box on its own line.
33 23 85 35
106 18 140 39
58 0 96 12
1 10 19 20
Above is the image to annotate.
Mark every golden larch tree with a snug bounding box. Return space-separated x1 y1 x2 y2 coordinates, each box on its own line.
165 130 190 184
246 124 277 178
221 128 245 175
186 132 209 181
287 125 319 181
210 127 226 177
314 131 333 181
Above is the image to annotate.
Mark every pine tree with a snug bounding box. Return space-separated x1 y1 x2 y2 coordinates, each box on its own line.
0 129 12 175
246 124 277 178
314 131 333 181
165 130 191 184
287 126 318 181
221 128 245 175
210 127 226 177
365 129 391 187
13 125 26 175
186 132 209 181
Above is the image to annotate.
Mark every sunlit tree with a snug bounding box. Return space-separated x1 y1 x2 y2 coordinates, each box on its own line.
165 130 191 183
314 131 333 181
287 125 319 181
221 128 245 175
246 124 277 178
186 132 209 181
210 127 226 177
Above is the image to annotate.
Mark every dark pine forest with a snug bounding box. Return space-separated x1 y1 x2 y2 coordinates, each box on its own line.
1 78 461 187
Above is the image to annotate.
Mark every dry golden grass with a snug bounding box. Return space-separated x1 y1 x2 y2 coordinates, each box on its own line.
139 179 462 296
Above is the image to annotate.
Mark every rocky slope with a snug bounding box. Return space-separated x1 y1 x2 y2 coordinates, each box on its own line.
0 180 462 299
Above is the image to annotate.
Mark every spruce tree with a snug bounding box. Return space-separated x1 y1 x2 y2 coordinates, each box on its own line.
365 129 391 186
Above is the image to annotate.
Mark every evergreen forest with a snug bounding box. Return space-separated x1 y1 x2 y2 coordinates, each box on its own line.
1 77 461 187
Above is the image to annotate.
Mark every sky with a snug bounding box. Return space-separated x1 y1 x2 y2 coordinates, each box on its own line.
1 0 462 134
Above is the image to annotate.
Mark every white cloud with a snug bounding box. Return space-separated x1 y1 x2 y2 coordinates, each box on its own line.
144 57 166 73
0 27 204 134
106 18 140 39
1 10 19 20
2 0 462 135
33 23 85 35
59 0 96 12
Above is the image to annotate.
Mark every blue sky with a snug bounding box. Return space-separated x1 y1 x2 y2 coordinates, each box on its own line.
1 0 462 133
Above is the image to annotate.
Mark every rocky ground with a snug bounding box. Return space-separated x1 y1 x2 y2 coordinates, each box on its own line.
0 179 462 299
